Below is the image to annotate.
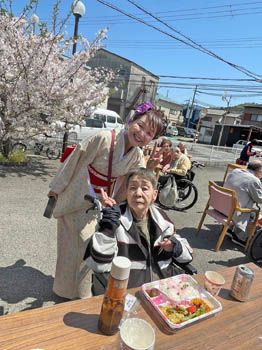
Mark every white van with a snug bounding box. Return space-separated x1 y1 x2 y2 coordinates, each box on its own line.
56 108 124 142
92 108 124 130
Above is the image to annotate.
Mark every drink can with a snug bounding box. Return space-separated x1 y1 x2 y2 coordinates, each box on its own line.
230 265 254 301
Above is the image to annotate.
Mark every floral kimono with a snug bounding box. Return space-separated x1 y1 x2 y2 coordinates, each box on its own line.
49 127 145 299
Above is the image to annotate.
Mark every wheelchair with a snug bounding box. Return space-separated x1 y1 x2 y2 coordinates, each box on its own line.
247 223 262 266
156 161 204 212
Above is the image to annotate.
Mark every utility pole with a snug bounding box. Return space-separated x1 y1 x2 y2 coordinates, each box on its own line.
217 93 231 146
186 85 197 128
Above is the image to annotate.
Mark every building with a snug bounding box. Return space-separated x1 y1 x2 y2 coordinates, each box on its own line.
155 93 183 125
200 109 241 127
210 124 262 147
87 49 159 121
241 104 262 128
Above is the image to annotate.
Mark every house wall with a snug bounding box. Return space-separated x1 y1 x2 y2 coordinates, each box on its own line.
155 99 183 124
242 106 262 128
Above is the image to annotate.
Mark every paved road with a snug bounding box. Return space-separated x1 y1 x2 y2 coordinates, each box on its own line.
0 156 251 315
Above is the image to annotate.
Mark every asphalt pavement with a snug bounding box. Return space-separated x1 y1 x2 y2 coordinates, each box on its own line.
0 155 251 315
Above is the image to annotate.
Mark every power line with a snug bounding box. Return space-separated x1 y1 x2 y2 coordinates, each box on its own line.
126 0 262 80
94 0 262 81
121 73 257 82
40 2 262 24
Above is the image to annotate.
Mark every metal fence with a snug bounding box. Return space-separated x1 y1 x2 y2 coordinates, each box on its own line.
186 142 240 163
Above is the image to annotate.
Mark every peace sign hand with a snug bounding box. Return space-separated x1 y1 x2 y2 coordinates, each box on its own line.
146 141 163 170
100 188 116 208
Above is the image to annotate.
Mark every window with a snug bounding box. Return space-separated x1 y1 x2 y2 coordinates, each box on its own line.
202 116 212 121
85 119 104 128
117 117 123 124
251 114 262 122
107 116 116 123
94 113 106 122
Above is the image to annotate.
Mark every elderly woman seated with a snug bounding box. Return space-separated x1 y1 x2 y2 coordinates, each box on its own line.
177 142 192 159
159 146 191 187
84 168 193 295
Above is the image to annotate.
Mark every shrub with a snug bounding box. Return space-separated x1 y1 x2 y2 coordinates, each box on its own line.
8 151 27 163
0 153 8 162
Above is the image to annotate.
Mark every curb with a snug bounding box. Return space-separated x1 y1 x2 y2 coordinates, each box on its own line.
0 159 31 167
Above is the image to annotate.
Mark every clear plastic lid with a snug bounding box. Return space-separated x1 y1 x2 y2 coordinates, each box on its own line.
111 256 131 280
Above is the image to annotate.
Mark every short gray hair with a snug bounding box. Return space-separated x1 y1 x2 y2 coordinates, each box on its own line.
126 168 157 189
248 160 262 172
171 146 181 153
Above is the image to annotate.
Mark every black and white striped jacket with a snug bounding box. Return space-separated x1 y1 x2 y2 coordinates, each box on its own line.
85 203 193 289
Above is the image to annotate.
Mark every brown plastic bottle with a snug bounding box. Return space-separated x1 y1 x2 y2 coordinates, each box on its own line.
98 256 131 335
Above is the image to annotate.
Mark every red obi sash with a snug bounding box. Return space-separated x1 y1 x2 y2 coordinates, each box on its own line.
88 164 117 194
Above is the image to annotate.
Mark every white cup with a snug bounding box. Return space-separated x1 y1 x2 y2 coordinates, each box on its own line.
120 318 155 350
204 271 225 297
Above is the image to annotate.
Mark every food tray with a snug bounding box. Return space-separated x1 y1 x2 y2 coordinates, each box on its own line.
141 274 222 331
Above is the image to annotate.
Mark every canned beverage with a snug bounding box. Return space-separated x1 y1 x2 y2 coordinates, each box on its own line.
230 265 254 301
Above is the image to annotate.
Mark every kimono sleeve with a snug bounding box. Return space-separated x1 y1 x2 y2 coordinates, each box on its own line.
49 131 105 194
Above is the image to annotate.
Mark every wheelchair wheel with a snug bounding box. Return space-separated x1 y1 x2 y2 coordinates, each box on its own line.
158 178 198 211
247 227 262 264
172 179 198 211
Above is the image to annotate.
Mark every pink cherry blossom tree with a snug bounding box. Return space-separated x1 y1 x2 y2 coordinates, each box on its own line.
0 0 115 157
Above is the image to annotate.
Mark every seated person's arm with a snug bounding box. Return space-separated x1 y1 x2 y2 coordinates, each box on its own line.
154 234 193 264
84 205 121 273
248 181 262 204
169 157 191 177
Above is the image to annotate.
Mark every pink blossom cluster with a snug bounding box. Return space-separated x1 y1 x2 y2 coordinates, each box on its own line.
0 14 116 144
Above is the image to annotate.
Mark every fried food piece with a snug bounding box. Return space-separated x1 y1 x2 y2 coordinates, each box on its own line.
146 288 161 298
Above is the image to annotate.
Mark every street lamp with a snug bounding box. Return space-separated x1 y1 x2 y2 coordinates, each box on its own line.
72 0 86 55
30 13 39 34
62 1 86 153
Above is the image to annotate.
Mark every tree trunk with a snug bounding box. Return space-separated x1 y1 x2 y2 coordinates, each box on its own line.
1 138 12 158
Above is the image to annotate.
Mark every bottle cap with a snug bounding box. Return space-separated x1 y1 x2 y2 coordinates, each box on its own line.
111 256 131 281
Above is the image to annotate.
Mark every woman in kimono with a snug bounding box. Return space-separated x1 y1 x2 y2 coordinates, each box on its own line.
47 101 167 299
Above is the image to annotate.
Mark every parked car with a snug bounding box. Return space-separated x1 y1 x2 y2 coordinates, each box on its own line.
232 140 262 153
68 118 106 141
92 108 124 130
55 118 106 142
177 127 195 138
166 125 178 137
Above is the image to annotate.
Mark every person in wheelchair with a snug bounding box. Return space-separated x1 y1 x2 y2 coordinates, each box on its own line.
159 138 172 167
159 146 191 186
84 168 193 295
178 142 192 159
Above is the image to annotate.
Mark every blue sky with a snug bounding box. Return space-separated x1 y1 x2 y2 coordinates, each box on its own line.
9 0 262 108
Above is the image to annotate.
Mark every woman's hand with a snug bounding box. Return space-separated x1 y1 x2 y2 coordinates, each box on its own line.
146 141 163 170
101 188 116 208
158 238 174 252
162 164 170 173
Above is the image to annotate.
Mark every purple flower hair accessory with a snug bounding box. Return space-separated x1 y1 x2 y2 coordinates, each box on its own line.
135 101 155 115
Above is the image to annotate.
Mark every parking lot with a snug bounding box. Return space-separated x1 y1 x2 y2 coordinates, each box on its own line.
0 155 252 315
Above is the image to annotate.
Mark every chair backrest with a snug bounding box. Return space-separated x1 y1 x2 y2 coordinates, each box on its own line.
208 180 238 217
222 163 247 184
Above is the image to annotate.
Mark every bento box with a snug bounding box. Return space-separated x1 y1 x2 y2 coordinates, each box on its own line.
141 274 222 331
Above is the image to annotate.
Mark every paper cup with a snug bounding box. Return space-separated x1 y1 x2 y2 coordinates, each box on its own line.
120 318 155 350
204 271 225 296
